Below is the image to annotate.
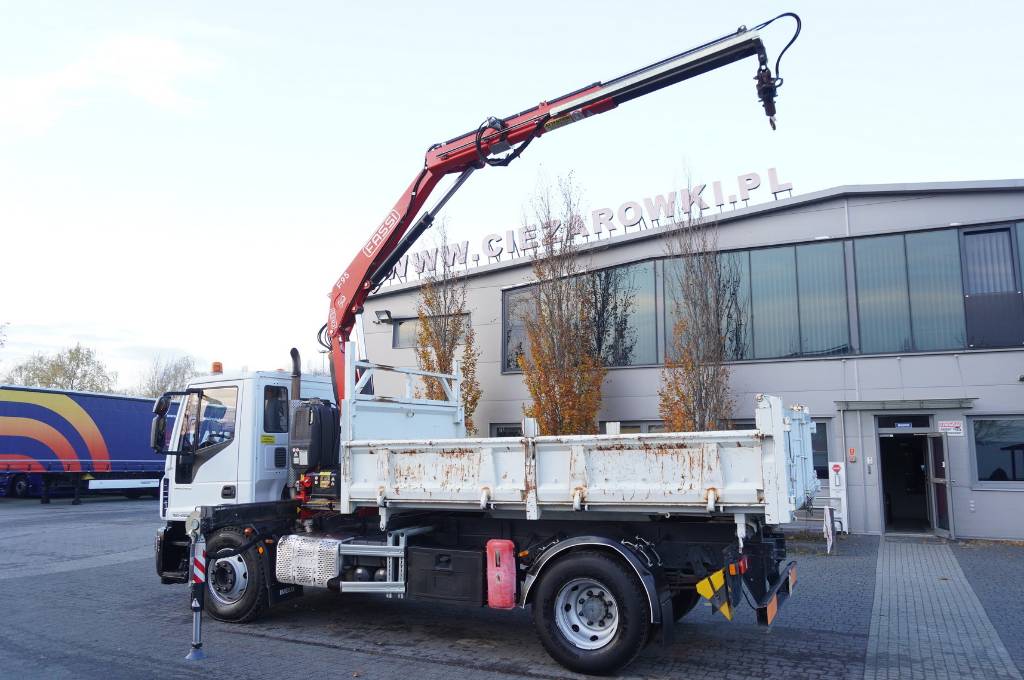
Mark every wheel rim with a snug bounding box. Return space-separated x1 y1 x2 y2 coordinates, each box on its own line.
209 555 249 605
554 578 619 650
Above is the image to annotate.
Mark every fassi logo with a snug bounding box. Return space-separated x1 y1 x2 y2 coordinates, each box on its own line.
363 210 401 257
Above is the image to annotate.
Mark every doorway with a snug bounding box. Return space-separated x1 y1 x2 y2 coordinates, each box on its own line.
880 434 930 532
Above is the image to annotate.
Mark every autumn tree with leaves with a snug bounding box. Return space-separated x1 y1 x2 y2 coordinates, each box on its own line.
413 228 482 434
516 176 606 435
5 343 118 393
659 213 741 431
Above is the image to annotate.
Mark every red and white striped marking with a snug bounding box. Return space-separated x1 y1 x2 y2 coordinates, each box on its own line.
192 548 207 584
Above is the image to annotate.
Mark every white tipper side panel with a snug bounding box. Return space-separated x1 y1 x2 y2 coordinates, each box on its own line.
339 394 818 522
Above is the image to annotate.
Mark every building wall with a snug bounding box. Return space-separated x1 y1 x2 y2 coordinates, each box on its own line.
364 183 1024 539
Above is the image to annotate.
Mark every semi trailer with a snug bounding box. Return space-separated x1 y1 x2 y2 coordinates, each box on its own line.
153 14 808 674
0 384 166 501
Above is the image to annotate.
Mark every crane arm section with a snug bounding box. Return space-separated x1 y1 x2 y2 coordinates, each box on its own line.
325 16 800 401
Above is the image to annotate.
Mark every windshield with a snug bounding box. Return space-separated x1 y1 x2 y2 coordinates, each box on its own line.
172 387 238 452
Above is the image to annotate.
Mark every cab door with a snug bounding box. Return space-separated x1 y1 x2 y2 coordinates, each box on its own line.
927 434 955 539
251 382 290 503
165 383 242 520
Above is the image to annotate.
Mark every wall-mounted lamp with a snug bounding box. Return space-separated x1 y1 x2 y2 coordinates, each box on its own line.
374 309 393 324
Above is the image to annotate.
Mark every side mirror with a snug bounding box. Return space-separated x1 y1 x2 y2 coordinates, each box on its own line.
151 414 167 453
154 394 172 416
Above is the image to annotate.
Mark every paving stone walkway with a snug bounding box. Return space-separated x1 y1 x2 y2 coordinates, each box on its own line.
864 537 1022 679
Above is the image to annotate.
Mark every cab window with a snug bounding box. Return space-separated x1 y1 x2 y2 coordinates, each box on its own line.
264 386 289 433
173 386 238 483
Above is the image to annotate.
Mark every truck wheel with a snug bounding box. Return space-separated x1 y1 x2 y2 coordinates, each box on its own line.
672 589 700 620
204 528 268 624
531 550 650 675
11 475 29 499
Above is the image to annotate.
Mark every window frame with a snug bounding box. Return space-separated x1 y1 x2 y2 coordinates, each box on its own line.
501 257 661 373
263 384 289 433
495 223 1022 373
392 313 470 350
968 414 1024 491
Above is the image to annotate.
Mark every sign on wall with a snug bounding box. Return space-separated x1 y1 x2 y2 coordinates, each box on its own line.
383 167 794 284
937 420 964 436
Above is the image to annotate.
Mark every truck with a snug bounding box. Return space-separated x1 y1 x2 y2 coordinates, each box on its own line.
153 14 808 675
0 384 166 501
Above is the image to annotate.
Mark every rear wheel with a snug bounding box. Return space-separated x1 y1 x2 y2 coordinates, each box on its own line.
204 527 268 623
10 474 29 499
531 551 650 675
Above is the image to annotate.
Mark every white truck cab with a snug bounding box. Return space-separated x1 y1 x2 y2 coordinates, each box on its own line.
157 370 333 522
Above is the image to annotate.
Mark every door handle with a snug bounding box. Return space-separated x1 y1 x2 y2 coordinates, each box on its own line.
221 485 236 499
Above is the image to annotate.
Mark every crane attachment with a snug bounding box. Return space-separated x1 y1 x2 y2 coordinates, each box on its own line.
321 13 801 403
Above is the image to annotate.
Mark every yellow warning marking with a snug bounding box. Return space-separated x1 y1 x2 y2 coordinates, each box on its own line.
764 594 778 625
260 434 275 444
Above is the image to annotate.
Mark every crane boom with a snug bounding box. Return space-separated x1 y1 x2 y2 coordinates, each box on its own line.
324 15 800 402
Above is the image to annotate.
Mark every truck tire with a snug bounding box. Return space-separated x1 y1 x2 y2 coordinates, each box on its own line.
204 527 268 624
672 589 700 621
531 550 650 675
10 474 29 499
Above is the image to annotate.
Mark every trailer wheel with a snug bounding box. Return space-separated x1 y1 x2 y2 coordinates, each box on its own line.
531 550 650 675
10 474 29 499
672 589 700 620
204 527 268 624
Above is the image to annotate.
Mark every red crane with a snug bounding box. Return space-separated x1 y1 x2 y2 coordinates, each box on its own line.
320 14 800 402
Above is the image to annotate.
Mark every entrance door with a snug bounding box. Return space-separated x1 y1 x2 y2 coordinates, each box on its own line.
927 434 955 538
879 434 930 532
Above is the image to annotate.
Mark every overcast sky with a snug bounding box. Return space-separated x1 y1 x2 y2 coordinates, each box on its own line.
1 0 1021 391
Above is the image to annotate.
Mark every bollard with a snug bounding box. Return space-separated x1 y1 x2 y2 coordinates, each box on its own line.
185 530 207 660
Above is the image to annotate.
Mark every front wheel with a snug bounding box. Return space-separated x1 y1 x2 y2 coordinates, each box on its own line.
204 527 268 623
531 551 650 675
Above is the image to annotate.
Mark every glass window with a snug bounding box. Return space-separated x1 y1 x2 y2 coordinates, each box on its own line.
1018 223 1024 289
963 229 1015 294
503 289 532 371
173 386 238 484
504 262 656 370
263 385 288 433
665 253 751 361
393 314 469 349
797 242 850 356
750 246 800 358
490 423 523 437
593 262 657 366
972 418 1024 482
600 421 665 434
392 319 419 348
812 421 829 480
906 230 966 351
856 235 912 353
721 251 752 360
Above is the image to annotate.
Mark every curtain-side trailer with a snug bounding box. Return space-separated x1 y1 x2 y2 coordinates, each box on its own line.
0 385 165 502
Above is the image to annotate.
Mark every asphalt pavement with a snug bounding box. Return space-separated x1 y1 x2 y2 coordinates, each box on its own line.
1 497 1020 679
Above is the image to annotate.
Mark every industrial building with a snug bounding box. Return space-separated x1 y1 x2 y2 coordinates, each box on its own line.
364 179 1024 540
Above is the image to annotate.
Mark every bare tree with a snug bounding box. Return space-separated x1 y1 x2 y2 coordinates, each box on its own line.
413 225 483 434
6 343 118 393
517 175 606 435
135 355 198 397
659 212 741 431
